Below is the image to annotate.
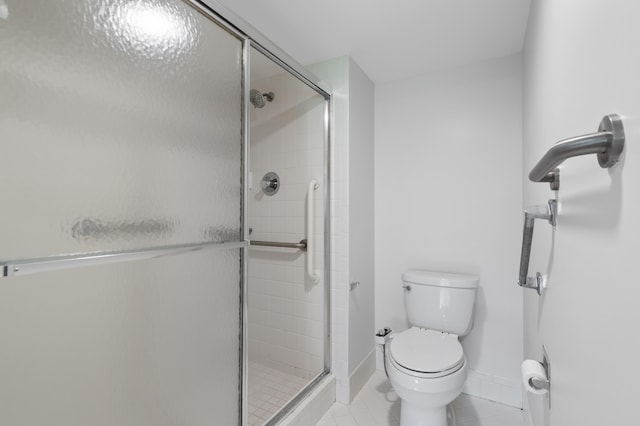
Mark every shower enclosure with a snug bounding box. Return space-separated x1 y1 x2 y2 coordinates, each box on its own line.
247 47 329 425
0 0 330 425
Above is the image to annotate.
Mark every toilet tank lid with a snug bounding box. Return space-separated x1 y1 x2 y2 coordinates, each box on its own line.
402 270 479 288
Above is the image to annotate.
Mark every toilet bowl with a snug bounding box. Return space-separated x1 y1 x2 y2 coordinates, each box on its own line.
386 328 467 426
386 270 479 426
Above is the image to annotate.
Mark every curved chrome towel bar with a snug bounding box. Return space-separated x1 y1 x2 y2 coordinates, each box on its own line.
529 114 625 190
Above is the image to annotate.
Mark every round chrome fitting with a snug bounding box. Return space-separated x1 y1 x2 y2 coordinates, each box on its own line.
597 113 625 168
261 172 280 196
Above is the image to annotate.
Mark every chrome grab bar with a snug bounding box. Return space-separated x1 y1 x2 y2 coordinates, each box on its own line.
529 114 625 190
307 179 320 283
249 239 307 251
517 200 557 295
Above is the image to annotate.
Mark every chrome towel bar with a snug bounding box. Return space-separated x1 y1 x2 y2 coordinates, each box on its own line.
1 240 248 278
250 239 307 251
529 114 625 190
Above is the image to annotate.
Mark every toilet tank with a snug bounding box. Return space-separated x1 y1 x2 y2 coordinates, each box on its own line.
402 270 479 336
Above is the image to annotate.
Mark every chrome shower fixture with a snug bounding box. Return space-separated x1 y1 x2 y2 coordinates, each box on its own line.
261 171 280 196
249 89 274 108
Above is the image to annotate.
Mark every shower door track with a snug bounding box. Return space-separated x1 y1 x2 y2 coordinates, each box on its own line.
264 370 331 426
1 240 248 278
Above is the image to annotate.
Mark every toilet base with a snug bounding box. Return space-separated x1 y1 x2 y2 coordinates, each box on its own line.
399 402 456 426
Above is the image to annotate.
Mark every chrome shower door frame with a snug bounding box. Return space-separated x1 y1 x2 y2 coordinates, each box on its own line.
186 1 333 424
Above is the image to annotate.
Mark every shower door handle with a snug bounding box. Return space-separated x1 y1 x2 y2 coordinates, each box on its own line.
307 179 320 284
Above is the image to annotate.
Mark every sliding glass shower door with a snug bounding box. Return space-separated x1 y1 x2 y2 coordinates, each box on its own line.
246 46 329 426
0 1 244 424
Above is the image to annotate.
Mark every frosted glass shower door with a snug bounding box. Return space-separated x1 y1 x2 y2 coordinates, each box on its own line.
0 1 244 425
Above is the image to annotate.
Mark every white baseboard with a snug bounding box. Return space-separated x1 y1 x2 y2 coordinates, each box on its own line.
349 349 376 402
278 373 336 426
462 369 522 408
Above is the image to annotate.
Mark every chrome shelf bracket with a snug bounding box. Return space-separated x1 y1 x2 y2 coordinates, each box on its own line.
529 114 625 190
517 199 557 295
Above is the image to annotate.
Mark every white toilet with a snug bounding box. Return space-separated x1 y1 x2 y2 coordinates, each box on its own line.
385 270 479 426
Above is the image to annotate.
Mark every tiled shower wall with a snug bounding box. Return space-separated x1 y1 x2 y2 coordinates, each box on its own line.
248 71 326 381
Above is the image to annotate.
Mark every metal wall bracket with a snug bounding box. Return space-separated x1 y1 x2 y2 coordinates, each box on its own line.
538 168 560 191
520 272 545 295
525 346 552 409
529 114 625 190
527 349 551 410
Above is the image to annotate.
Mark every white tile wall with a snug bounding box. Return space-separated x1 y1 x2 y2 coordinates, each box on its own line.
248 68 326 381
309 55 376 404
308 56 352 403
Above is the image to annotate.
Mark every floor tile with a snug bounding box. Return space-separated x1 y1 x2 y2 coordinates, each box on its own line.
248 361 310 425
317 371 526 426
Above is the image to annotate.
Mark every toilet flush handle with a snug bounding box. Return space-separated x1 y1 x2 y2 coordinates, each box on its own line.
402 284 411 291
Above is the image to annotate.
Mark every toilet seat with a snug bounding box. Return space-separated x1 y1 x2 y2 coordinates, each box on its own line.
389 327 464 378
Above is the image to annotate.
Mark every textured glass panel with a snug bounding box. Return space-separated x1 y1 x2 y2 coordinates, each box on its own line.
0 0 242 259
0 248 241 425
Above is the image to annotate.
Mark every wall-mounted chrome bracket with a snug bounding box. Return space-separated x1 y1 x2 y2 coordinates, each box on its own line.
538 168 560 191
530 347 551 393
542 346 551 408
520 272 545 295
525 350 551 412
529 114 625 190
517 199 557 295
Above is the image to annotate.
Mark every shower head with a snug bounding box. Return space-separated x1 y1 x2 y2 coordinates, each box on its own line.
249 89 274 108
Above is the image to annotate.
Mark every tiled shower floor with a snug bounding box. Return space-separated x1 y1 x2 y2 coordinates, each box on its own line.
248 362 309 426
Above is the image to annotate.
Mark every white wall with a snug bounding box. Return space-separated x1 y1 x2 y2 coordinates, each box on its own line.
347 59 376 398
309 56 376 403
375 54 524 407
523 1 640 425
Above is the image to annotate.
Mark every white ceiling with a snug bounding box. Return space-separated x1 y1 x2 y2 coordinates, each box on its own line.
215 0 531 83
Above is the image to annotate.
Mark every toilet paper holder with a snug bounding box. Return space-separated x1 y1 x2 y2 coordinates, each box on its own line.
530 347 551 398
529 376 549 391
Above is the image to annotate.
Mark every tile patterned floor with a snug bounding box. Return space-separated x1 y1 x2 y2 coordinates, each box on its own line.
248 362 310 426
316 372 527 426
